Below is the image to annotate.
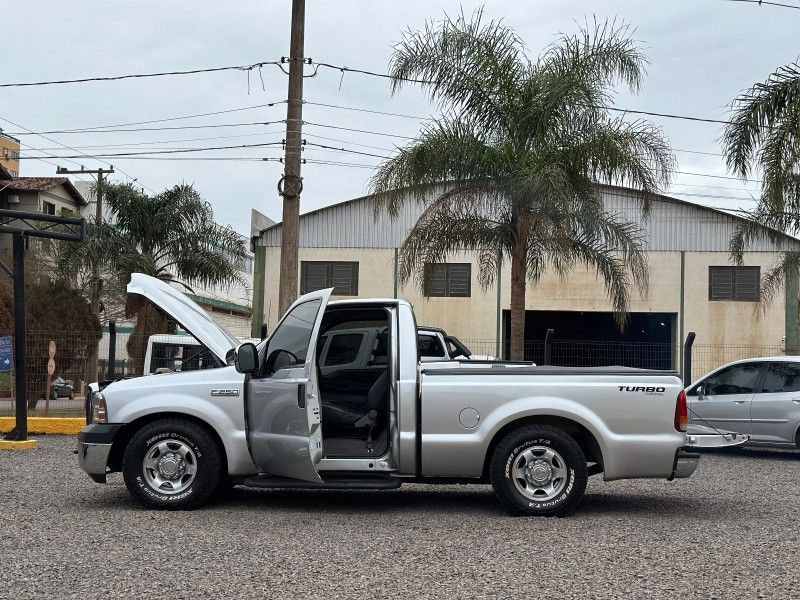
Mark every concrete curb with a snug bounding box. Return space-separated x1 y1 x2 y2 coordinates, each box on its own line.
0 439 39 450
0 417 84 435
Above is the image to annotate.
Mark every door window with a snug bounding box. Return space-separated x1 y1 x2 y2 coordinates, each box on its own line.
324 333 364 366
418 334 446 358
760 362 800 393
700 362 762 395
260 299 322 375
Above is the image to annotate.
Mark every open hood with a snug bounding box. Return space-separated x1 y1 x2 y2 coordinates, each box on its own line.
127 273 240 363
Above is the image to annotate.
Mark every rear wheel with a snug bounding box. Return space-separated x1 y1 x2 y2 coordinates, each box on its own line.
490 425 588 517
122 418 222 510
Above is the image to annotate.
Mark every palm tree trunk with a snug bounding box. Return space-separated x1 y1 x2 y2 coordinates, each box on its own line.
509 218 528 361
127 299 169 376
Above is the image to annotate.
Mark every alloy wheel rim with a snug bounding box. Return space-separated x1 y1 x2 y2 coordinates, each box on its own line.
142 439 198 495
511 445 568 502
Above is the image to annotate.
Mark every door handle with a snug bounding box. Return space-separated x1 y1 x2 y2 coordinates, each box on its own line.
297 383 306 409
734 400 747 404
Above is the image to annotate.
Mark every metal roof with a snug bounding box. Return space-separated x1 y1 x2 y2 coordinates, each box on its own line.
257 185 800 253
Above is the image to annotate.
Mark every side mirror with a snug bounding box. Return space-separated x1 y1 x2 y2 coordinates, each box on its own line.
234 342 259 374
697 383 707 399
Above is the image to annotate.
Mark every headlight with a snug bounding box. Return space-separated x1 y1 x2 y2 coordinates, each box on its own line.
91 392 108 423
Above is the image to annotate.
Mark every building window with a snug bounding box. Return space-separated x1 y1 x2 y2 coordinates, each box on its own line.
709 266 760 301
42 201 56 215
301 261 359 296
424 263 471 297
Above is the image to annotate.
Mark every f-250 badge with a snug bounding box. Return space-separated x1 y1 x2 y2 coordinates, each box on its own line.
210 389 240 397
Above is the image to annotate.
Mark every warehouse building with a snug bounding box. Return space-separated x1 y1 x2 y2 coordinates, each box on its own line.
251 185 800 374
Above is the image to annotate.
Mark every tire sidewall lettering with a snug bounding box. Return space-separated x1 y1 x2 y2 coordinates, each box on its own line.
503 437 574 509
139 431 202 502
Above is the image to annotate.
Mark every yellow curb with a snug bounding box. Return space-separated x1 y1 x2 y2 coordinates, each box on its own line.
0 417 85 435
0 439 39 450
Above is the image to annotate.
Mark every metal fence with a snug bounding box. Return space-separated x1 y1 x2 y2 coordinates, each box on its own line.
0 328 790 417
461 338 788 376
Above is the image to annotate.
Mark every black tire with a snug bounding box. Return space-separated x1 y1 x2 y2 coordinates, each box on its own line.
50 388 58 401
490 425 588 517
68 391 75 400
122 418 222 510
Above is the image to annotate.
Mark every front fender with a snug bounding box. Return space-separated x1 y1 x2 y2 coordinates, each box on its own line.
113 394 256 476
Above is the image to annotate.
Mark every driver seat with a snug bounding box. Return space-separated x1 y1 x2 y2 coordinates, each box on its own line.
321 368 387 433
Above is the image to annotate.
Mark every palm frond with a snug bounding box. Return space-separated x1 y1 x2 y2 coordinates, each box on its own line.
389 7 525 132
723 61 800 178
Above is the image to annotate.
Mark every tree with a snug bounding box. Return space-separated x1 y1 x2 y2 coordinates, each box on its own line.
371 12 674 360
0 278 101 409
58 183 246 374
723 62 800 306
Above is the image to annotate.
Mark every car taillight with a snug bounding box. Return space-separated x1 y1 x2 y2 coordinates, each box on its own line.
675 389 688 432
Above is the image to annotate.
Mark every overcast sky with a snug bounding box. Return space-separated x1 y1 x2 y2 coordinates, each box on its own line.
3 0 799 236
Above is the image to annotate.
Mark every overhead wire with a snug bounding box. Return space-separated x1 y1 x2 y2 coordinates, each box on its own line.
0 61 281 88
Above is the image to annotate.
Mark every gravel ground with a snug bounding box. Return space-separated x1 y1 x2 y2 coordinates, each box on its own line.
1 436 798 599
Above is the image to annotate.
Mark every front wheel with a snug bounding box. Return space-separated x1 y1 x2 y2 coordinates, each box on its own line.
490 425 588 517
122 418 222 510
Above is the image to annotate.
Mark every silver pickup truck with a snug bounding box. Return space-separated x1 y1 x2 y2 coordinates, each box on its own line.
78 274 742 516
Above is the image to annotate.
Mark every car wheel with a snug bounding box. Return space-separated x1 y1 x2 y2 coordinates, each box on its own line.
69 391 75 400
490 425 588 517
122 418 222 510
50 388 58 401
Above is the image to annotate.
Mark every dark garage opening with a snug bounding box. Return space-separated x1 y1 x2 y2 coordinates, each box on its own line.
502 310 676 370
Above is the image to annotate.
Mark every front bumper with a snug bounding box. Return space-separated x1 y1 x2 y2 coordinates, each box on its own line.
77 423 124 483
669 449 700 480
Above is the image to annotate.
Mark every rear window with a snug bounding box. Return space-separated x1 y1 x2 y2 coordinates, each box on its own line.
418 334 446 358
324 333 364 366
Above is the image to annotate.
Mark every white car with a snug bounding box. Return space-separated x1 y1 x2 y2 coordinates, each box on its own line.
686 356 800 448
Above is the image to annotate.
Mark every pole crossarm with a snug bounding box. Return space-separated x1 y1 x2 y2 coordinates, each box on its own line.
0 209 85 242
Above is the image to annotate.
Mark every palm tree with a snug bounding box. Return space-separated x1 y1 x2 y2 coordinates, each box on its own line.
371 12 674 360
59 183 246 373
724 62 800 305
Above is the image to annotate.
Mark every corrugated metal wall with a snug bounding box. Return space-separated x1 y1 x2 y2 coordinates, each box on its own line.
258 186 800 253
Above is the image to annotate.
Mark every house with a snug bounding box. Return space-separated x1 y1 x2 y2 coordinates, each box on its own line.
252 185 800 375
0 131 20 178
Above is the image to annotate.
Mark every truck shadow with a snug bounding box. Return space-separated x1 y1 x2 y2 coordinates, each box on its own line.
209 485 735 519
216 486 501 515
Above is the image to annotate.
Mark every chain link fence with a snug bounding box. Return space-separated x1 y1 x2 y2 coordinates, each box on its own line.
461 337 788 377
0 327 790 417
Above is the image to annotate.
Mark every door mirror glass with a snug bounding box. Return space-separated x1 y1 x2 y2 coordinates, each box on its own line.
697 383 706 398
234 342 259 374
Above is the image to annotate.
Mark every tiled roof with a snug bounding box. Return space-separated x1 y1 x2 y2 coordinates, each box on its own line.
0 176 86 205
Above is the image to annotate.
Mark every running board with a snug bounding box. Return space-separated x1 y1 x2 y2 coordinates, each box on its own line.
242 474 402 490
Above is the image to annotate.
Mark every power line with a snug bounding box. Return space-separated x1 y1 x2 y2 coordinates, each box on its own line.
0 114 156 193
2 103 286 136
722 0 800 10
304 100 427 120
25 129 286 152
304 141 392 160
19 141 284 160
0 61 281 88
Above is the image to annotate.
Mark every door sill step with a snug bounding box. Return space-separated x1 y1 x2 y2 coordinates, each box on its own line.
242 473 402 490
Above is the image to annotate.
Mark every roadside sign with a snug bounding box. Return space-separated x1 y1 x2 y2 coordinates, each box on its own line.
47 358 56 376
0 336 13 372
48 340 56 359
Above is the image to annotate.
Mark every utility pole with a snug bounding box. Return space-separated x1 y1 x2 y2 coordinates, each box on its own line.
56 165 113 384
278 0 306 315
